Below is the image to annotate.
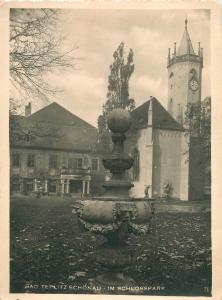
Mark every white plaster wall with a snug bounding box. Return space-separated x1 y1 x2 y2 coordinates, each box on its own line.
129 127 153 198
152 129 184 199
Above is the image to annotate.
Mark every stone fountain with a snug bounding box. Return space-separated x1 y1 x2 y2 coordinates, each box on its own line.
75 108 154 289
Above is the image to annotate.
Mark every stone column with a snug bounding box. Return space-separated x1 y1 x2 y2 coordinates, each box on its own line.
82 180 86 196
34 179 38 192
86 181 90 194
20 179 24 193
45 180 48 193
67 179 70 194
61 179 65 194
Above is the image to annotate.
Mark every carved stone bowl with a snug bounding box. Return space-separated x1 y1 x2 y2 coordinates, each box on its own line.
76 198 153 239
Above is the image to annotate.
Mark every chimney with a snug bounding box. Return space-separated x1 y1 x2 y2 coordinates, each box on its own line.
147 97 153 127
25 102 31 117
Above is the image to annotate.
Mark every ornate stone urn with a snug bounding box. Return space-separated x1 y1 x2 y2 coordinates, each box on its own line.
75 108 153 287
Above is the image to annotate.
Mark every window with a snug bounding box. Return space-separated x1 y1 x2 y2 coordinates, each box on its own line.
11 176 21 192
77 158 83 169
92 158 99 171
190 68 196 76
68 158 83 169
24 179 33 193
48 179 57 193
49 155 58 169
68 158 76 169
27 154 35 168
12 153 20 168
169 72 174 78
12 183 20 192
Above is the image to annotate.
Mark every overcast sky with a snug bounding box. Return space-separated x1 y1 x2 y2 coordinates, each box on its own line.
38 9 210 127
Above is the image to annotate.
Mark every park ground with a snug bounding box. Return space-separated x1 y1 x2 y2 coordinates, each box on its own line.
10 196 211 296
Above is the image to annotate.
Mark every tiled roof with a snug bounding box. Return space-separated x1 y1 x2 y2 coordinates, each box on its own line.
131 97 184 131
28 102 95 128
11 102 98 152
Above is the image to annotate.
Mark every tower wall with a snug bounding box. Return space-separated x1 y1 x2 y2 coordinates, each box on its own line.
166 20 205 201
167 59 202 123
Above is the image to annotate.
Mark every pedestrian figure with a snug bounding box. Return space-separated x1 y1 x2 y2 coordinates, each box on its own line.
163 183 171 199
144 185 151 199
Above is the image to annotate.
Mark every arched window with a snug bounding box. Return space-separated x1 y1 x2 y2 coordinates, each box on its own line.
169 72 174 78
190 68 197 78
132 148 140 181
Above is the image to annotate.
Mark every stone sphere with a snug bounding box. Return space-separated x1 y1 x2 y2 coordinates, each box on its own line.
107 108 131 133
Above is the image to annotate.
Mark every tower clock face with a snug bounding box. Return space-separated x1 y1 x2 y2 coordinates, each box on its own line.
189 79 199 91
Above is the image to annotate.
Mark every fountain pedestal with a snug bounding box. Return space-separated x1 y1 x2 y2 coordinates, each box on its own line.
75 108 153 289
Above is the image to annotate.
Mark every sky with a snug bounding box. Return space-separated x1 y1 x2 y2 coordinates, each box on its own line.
33 9 210 127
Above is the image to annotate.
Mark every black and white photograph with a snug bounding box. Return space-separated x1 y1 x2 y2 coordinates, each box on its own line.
1 3 221 298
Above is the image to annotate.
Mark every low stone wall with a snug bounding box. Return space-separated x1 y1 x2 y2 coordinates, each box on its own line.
153 200 211 213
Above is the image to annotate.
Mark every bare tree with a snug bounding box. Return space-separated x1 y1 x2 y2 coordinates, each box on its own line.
10 8 78 105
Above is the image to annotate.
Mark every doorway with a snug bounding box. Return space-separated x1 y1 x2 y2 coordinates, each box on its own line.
69 180 82 194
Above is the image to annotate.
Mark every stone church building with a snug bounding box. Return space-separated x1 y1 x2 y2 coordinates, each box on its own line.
126 19 205 201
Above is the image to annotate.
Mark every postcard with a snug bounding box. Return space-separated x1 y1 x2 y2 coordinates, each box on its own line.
0 1 222 300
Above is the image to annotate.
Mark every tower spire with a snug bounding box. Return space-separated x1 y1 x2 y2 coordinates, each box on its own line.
177 18 195 56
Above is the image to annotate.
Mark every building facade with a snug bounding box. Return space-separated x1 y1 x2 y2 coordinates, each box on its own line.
10 102 102 197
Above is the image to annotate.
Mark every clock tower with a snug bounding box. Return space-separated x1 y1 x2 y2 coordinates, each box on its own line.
167 19 203 125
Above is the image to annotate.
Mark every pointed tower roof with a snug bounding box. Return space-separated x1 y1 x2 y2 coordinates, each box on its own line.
177 18 195 56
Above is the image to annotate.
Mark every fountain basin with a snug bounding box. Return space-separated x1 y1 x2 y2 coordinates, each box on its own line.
76 198 153 236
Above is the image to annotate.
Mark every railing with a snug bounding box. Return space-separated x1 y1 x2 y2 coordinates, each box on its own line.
60 167 91 175
168 54 203 67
